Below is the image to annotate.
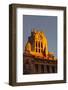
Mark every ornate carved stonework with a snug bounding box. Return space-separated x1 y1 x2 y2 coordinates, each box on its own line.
25 28 56 60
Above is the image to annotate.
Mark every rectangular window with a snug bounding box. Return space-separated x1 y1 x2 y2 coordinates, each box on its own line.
35 64 38 73
36 48 37 52
39 49 40 53
47 66 50 73
36 41 37 47
52 66 55 73
41 65 44 73
38 41 40 48
41 42 43 48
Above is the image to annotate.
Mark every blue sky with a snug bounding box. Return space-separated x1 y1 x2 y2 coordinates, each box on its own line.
23 15 57 57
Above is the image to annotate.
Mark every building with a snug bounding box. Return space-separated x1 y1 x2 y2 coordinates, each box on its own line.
23 28 57 74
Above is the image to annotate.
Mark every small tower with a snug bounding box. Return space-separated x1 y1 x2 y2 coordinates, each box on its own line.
25 42 31 52
25 28 49 58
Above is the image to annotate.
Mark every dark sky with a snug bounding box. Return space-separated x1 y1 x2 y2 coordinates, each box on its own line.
23 15 57 57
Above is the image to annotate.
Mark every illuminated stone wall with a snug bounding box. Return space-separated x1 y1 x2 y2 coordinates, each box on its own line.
25 28 56 60
23 28 57 74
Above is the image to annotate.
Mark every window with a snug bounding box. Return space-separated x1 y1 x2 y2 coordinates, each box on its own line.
44 48 46 53
41 42 43 48
23 61 30 74
39 49 40 53
35 64 38 73
36 41 38 52
36 48 37 52
36 41 37 47
52 66 55 73
41 49 43 53
38 41 40 48
41 65 44 73
35 41 43 53
47 66 50 73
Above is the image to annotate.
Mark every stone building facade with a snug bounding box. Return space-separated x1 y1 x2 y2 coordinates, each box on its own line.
23 28 57 74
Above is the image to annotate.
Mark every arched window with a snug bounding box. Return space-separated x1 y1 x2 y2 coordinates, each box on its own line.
39 49 40 53
35 41 43 53
44 48 46 53
36 41 37 47
36 48 37 52
35 41 38 52
38 41 40 48
41 42 43 48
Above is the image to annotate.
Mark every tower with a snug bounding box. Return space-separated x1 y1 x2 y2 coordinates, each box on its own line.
23 28 57 74
25 28 49 58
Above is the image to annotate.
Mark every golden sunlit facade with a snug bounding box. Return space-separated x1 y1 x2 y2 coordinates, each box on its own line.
23 28 57 74
25 28 56 60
